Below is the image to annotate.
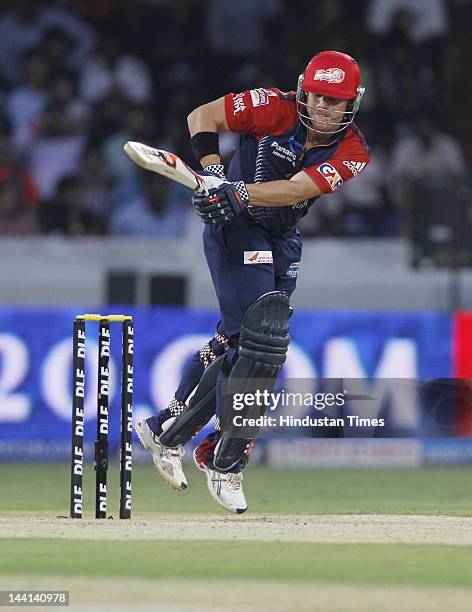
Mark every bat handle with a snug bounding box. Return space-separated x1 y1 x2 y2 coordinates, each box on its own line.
197 174 226 196
195 184 210 196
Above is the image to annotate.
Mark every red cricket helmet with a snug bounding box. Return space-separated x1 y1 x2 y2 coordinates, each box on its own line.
297 50 365 134
302 51 361 99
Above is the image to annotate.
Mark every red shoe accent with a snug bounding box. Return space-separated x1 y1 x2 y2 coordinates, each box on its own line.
194 435 220 469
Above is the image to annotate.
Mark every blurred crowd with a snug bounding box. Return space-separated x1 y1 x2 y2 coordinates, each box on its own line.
0 0 470 238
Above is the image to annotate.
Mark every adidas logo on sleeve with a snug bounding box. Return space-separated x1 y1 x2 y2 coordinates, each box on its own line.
342 160 367 176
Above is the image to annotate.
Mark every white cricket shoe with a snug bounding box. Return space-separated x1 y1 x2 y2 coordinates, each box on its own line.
193 447 247 513
135 419 187 491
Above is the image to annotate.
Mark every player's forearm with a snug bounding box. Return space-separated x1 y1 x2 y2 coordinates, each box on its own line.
246 180 321 207
188 99 229 168
188 107 221 167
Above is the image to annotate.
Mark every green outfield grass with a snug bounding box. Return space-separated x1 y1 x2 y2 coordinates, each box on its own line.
1 463 472 610
1 462 472 516
1 539 472 587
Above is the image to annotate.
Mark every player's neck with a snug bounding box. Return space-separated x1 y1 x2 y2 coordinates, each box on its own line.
306 132 335 148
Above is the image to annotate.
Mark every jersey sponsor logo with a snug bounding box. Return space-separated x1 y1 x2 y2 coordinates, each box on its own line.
249 88 276 107
342 160 367 176
233 93 246 114
317 163 343 191
244 250 273 264
271 140 297 162
286 262 300 278
314 68 345 84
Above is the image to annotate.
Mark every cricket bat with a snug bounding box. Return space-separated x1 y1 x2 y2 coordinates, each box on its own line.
124 141 225 196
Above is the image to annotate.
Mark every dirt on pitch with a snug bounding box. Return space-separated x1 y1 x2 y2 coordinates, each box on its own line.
2 514 472 545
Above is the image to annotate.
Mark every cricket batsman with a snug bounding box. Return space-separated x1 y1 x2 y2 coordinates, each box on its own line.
136 51 370 513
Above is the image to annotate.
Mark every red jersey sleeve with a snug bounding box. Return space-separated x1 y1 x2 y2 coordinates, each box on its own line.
224 88 298 138
304 127 371 194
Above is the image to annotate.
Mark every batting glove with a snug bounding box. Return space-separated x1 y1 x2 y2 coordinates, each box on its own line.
192 181 250 224
200 164 227 180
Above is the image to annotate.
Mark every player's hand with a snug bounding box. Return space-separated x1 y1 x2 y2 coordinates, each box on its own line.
192 181 250 224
